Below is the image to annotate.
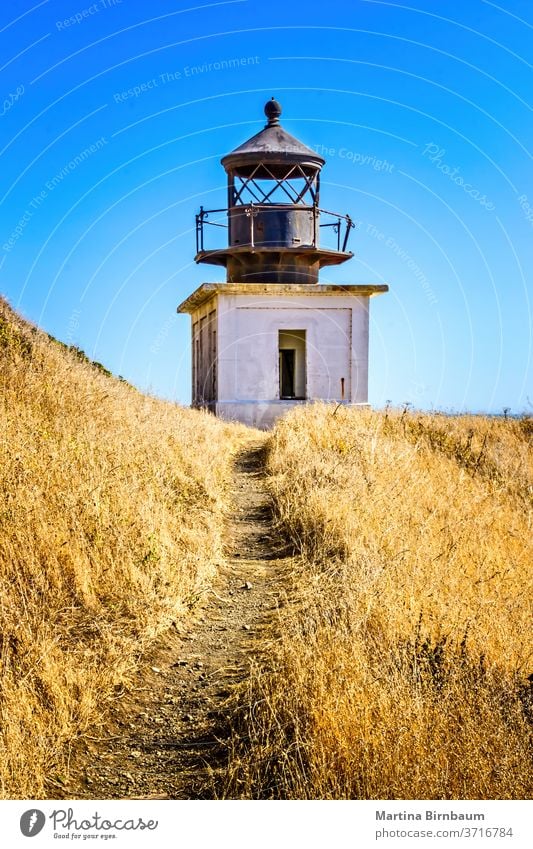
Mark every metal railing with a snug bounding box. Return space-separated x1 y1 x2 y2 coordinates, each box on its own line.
195 204 355 254
318 207 356 252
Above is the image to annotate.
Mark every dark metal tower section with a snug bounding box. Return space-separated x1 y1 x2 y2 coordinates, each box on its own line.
195 98 355 284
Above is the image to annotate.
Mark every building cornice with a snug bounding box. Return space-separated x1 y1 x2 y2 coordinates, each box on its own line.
177 282 389 314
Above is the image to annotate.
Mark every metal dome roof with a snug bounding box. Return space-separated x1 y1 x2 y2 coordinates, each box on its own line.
221 99 325 177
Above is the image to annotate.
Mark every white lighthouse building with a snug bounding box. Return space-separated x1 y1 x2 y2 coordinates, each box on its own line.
178 99 387 429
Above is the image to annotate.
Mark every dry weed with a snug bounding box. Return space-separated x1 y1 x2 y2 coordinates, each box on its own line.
228 404 533 799
0 297 244 798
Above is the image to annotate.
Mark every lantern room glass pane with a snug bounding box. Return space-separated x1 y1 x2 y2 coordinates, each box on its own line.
230 165 319 207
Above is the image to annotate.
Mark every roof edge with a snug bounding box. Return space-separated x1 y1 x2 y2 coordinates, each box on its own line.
177 282 389 313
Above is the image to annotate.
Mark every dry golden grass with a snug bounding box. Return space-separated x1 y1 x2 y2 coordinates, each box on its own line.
3 298 531 800
228 404 533 799
0 297 244 798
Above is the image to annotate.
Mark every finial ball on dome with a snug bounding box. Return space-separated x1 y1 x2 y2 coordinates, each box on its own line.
264 97 282 125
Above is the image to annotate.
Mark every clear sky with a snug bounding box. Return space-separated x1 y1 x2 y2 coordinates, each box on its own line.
1 0 531 413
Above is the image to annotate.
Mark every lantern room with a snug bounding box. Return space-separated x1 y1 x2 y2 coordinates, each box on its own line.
194 98 355 285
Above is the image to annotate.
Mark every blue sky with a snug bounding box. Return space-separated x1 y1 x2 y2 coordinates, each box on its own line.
0 0 531 412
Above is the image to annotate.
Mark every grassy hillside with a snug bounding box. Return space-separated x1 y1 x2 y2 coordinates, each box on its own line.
0 297 243 798
3 298 531 800
229 404 533 799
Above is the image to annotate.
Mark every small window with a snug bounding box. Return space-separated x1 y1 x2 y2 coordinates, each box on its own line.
279 330 306 399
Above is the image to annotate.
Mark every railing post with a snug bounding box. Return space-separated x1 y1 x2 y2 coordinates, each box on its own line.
199 205 205 252
245 204 258 247
342 215 353 252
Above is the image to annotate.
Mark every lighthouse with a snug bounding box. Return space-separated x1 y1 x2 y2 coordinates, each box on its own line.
177 98 388 429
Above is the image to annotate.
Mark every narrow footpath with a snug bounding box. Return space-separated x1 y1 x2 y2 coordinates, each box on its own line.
58 435 294 799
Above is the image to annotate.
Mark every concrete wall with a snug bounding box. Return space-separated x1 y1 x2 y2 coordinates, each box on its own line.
216 291 369 403
187 290 371 427
191 301 217 407
204 293 369 427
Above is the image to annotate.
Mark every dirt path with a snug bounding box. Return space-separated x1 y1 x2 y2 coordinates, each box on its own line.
58 435 293 799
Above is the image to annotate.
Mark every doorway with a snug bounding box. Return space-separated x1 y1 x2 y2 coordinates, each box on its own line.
279 330 306 399
280 349 295 397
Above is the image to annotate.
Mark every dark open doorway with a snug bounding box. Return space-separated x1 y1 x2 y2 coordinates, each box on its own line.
278 329 306 399
280 349 296 398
